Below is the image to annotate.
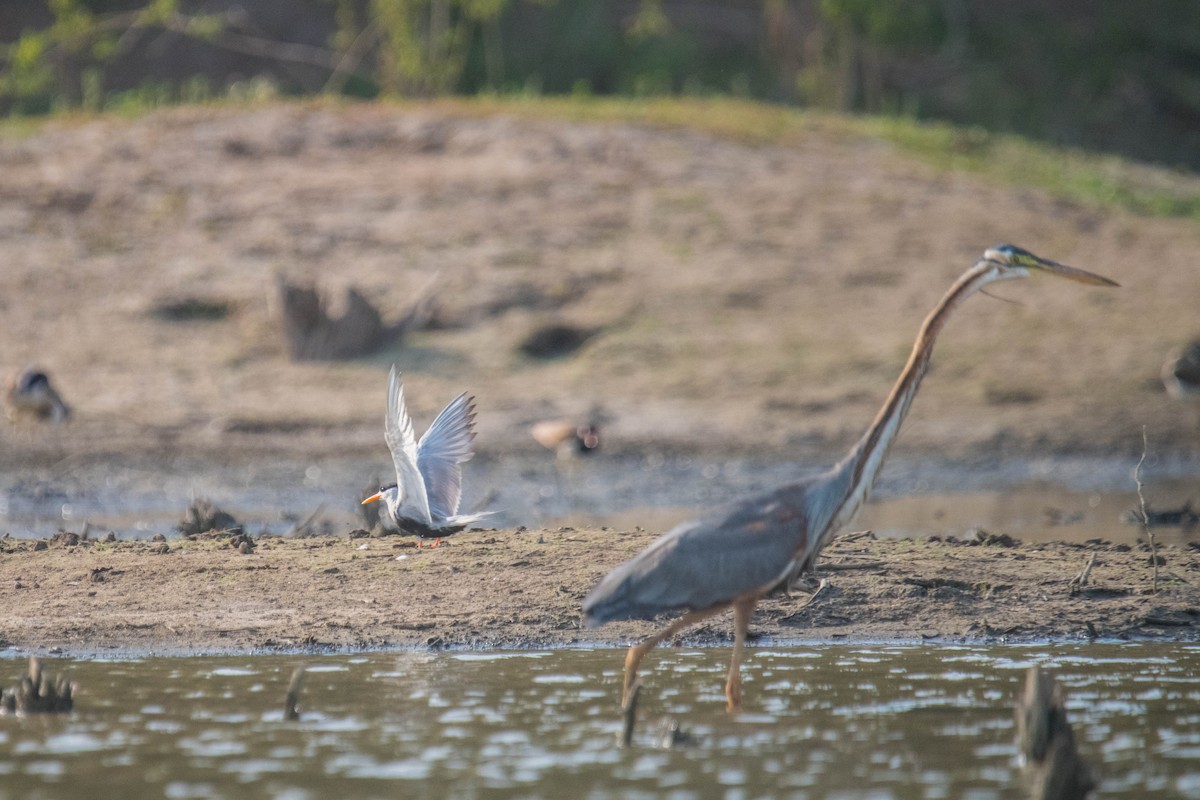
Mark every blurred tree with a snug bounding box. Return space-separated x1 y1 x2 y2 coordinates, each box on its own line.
813 0 947 111
367 0 509 96
0 0 1197 168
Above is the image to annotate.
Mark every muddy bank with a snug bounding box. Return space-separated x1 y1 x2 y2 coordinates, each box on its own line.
1 526 1196 656
2 102 1199 473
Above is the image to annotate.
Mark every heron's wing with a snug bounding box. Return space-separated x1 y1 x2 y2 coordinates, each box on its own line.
384 367 431 523
416 391 477 520
582 482 816 625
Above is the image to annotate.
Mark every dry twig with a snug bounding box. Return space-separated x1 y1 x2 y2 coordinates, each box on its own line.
779 578 829 622
619 679 642 748
819 561 886 572
0 656 75 715
1134 426 1159 593
1015 666 1095 800
284 666 306 721
278 273 439 361
286 504 326 538
1068 553 1096 594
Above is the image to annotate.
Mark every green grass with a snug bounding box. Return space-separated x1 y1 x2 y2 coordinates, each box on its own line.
861 115 1200 219
435 95 1200 219
5 92 1198 218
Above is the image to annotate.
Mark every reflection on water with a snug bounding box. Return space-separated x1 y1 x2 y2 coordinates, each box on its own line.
1 643 1198 799
2 452 1198 543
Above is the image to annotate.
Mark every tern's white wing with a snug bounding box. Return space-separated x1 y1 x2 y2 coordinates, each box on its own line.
384 367 432 525
416 391 477 521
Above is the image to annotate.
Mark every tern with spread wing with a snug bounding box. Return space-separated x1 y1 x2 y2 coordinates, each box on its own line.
361 367 491 546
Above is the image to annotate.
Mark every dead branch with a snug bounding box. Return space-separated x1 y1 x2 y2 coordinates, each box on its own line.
284 666 306 721
0 656 75 715
1015 666 1095 800
277 274 439 361
160 12 344 72
1134 426 1159 593
286 504 326 538
779 577 829 622
323 20 384 94
819 560 886 572
1068 552 1096 594
620 679 642 748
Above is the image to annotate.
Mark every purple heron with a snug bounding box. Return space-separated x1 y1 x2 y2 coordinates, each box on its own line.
361 366 493 546
582 245 1118 711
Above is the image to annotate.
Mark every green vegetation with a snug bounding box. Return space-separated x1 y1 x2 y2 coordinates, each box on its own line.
1 2 1196 216
861 116 1200 220
2 1 1198 172
3 85 1196 221
441 95 1200 220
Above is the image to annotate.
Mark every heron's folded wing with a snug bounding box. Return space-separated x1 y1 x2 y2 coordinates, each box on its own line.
385 367 431 523
417 391 477 520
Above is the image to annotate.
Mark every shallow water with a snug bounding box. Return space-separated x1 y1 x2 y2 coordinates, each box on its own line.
2 452 1197 544
1 643 1198 799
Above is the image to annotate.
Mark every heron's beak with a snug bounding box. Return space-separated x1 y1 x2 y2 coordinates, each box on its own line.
1024 255 1120 287
361 492 383 505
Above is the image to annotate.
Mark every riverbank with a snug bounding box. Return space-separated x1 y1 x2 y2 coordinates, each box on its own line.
1 526 1195 657
2 100 1199 473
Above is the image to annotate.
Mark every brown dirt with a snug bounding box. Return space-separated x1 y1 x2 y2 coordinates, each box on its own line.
2 100 1199 654
1 527 1196 655
1 101 1198 467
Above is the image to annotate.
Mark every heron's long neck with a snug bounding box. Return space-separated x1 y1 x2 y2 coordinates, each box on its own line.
824 264 995 536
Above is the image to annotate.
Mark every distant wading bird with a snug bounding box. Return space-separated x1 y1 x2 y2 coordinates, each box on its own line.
361 367 492 546
1162 341 1200 404
582 245 1118 712
5 368 70 423
530 420 601 458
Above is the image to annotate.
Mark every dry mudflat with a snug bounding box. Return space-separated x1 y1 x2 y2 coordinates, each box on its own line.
1 525 1196 655
1 100 1199 467
1 100 1199 655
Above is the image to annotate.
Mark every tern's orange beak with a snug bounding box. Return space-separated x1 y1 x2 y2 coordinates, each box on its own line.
361 492 383 505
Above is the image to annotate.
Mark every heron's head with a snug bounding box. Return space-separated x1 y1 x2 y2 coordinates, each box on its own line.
361 482 398 507
980 244 1119 287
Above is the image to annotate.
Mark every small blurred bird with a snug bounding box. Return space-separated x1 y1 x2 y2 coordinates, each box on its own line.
5 367 70 423
530 420 600 458
1162 341 1200 403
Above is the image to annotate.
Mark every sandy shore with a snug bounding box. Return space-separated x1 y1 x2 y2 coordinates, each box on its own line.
1 525 1196 656
3 101 1200 659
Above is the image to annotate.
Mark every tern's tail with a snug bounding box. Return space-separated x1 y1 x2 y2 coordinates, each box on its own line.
440 510 497 528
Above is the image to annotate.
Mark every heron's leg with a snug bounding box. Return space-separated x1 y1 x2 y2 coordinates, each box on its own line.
725 598 757 713
622 606 723 706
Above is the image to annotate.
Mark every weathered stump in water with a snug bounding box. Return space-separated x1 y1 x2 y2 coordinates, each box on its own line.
1015 666 1095 800
278 275 438 361
284 666 306 721
178 499 241 536
0 656 75 715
